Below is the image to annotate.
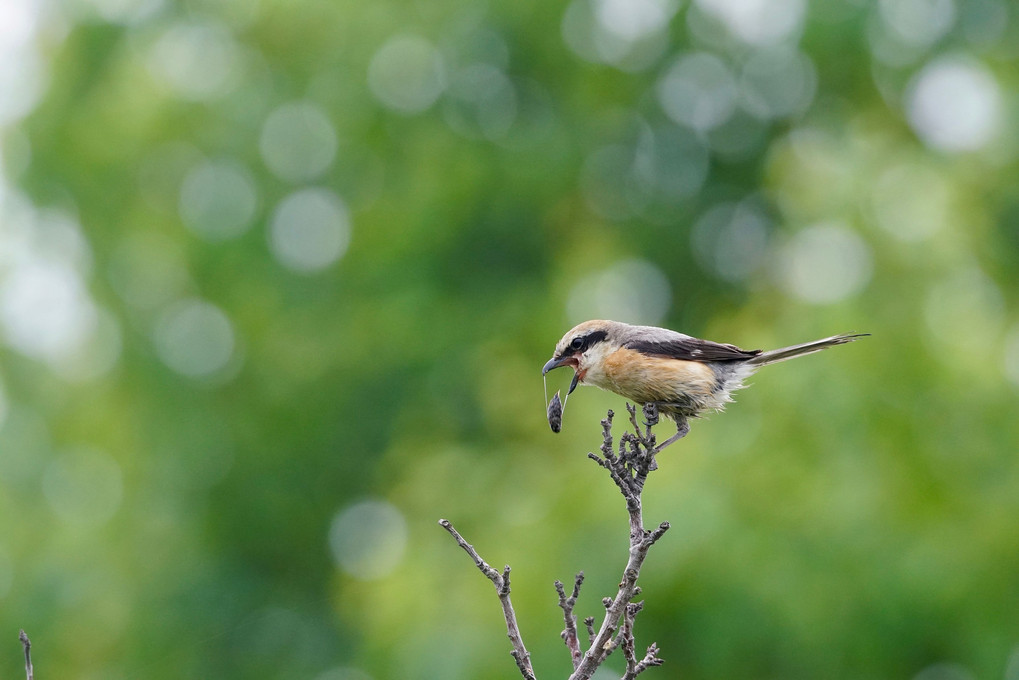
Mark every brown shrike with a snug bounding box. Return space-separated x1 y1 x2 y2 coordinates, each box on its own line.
543 320 866 451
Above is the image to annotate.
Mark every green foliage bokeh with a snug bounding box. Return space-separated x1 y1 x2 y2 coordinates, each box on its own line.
1 0 1018 678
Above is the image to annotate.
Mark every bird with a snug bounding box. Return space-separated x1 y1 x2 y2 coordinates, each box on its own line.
542 320 867 452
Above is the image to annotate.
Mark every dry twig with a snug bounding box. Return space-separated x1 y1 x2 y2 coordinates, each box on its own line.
438 519 536 680
441 403 671 679
19 630 33 680
555 572 584 670
572 405 668 680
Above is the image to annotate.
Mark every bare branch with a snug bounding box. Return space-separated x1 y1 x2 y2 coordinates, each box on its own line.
570 404 670 680
620 601 642 676
642 402 659 430
600 410 615 457
501 564 512 596
555 572 585 670
441 402 674 680
624 643 664 679
627 404 644 443
19 630 33 680
586 451 632 501
438 519 536 680
645 521 670 549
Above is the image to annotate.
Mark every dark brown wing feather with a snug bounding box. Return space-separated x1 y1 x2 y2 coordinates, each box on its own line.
625 337 761 362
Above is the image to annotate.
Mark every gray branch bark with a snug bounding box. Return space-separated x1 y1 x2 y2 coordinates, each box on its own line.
438 519 536 680
19 630 33 680
441 403 673 679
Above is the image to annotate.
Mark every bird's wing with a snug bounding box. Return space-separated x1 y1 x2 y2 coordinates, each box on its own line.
624 336 762 362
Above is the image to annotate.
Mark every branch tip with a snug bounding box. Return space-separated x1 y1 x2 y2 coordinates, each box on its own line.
19 630 33 680
445 403 675 680
439 520 534 680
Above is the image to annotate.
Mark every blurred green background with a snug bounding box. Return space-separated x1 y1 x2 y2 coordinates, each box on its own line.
1 0 1018 678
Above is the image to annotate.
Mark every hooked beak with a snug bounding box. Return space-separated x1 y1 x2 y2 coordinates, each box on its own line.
542 356 581 395
542 356 569 375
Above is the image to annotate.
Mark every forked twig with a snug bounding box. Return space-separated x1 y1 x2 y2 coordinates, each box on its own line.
556 572 585 670
438 519 536 680
442 403 671 680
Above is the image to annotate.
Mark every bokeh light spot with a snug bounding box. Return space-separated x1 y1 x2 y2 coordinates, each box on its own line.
0 379 7 432
0 0 38 51
0 260 98 364
739 46 817 120
879 0 956 48
959 0 1008 46
259 102 338 184
269 188 351 273
82 0 163 24
633 125 710 204
1003 324 1019 389
567 259 672 325
50 306 123 383
694 0 805 46
779 223 873 304
562 0 676 71
0 46 44 127
329 499 407 581
147 20 240 101
154 298 236 378
870 162 951 241
0 0 45 126
43 447 123 528
314 668 374 680
179 158 258 240
596 0 678 41
769 128 856 222
32 209 93 275
906 56 1002 152
692 200 771 282
1006 644 1019 680
912 662 975 680
442 63 517 141
367 34 445 114
657 53 738 132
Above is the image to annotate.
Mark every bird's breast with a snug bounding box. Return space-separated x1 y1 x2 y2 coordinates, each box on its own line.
598 347 716 405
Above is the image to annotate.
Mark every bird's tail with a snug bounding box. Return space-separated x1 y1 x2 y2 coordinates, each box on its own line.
746 333 868 367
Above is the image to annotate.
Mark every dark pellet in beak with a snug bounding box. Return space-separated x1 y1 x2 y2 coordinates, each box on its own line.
547 391 563 433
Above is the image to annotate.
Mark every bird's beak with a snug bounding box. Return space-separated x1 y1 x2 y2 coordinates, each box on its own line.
542 356 581 395
542 356 568 375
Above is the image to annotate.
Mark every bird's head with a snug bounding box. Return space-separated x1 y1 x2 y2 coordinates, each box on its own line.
542 320 629 394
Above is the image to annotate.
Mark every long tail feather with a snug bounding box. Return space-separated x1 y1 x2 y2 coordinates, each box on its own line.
746 333 868 367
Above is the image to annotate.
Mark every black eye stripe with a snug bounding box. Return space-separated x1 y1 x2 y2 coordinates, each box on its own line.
566 330 609 354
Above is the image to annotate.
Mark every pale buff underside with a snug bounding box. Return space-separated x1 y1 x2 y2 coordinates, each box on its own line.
592 347 740 418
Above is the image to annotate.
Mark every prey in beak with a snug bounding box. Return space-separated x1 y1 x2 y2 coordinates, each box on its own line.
541 324 611 432
542 355 580 395
542 356 580 433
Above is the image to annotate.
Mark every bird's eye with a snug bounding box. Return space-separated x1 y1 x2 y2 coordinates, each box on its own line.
570 337 584 350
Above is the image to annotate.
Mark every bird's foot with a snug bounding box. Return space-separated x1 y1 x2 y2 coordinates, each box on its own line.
651 417 690 455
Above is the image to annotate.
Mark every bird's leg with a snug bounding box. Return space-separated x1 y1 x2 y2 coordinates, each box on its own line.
651 416 689 455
